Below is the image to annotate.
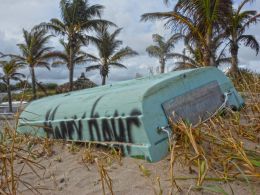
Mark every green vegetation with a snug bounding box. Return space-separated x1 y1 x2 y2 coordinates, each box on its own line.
2 89 57 102
1 83 58 102
43 83 58 90
172 34 231 70
86 25 138 85
0 81 21 93
142 0 233 67
10 28 56 100
38 0 115 91
146 33 182 73
0 60 25 112
50 39 89 82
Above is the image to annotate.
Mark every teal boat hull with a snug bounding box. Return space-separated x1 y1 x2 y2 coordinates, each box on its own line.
17 67 244 162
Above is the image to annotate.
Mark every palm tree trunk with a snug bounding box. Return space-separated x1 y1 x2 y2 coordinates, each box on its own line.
69 40 74 92
210 55 215 67
101 64 108 85
6 78 12 112
102 76 106 85
205 30 215 67
230 43 239 74
30 67 37 100
160 59 166 73
69 66 74 91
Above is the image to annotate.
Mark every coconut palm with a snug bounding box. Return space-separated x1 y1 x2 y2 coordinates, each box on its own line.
226 0 260 74
173 34 231 69
141 0 232 67
86 26 138 85
146 33 182 73
11 28 54 100
50 39 89 90
173 47 203 70
38 0 115 91
0 59 25 112
174 46 231 70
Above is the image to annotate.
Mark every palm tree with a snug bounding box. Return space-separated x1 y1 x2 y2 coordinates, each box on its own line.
173 34 231 69
11 28 54 100
38 0 115 91
0 59 25 112
86 26 138 85
173 47 203 70
146 33 182 73
50 39 88 89
141 0 232 67
226 0 260 74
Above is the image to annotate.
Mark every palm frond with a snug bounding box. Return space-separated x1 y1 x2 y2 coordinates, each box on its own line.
52 61 66 67
170 53 198 66
36 20 67 36
0 59 25 81
166 33 183 48
216 57 232 65
40 51 68 61
37 61 51 70
152 34 164 45
146 46 161 57
74 55 88 65
111 47 138 62
238 34 260 54
142 11 206 47
86 53 99 62
85 4 104 18
237 0 254 15
12 72 26 78
81 19 116 31
240 13 260 33
36 81 48 95
111 28 123 41
85 35 101 46
86 65 101 72
174 62 198 70
109 62 127 69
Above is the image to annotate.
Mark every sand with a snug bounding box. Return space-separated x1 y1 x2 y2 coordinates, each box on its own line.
11 142 259 195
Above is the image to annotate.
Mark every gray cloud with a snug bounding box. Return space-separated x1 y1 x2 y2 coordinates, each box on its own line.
0 31 19 54
0 0 59 41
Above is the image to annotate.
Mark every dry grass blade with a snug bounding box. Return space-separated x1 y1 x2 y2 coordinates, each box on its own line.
95 158 114 195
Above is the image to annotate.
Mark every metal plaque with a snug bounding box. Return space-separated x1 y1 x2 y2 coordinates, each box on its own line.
162 81 223 125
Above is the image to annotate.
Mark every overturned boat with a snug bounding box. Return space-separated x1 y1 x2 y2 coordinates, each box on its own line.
17 67 244 162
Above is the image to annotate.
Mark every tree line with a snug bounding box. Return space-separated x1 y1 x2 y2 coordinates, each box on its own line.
0 0 138 112
0 0 259 113
142 0 260 73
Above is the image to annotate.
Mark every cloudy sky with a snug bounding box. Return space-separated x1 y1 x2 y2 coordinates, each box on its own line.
0 0 259 85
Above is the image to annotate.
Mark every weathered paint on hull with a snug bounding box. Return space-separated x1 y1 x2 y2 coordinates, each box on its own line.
17 67 244 162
